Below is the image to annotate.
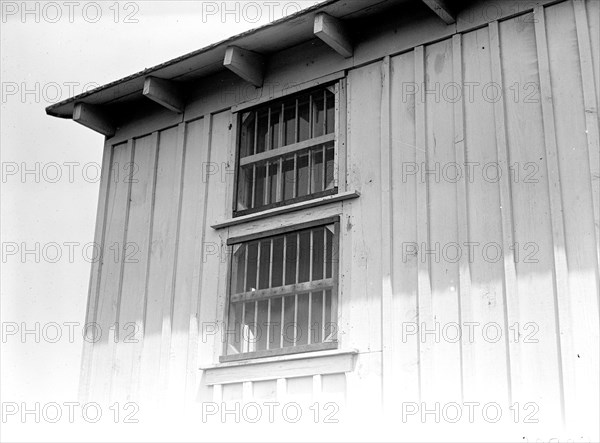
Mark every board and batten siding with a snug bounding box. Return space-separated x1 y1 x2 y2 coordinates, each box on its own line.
79 0 599 431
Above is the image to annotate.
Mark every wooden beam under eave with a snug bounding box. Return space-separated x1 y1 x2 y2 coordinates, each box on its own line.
72 103 115 137
223 46 264 87
314 13 353 58
422 0 456 24
143 76 184 113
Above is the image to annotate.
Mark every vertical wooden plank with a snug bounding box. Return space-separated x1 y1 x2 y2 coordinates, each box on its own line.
574 0 600 281
496 14 563 423
111 133 158 403
379 55 394 412
423 38 462 402
189 115 213 404
452 34 468 406
534 5 569 423
461 26 511 406
312 374 323 403
213 384 223 403
414 45 431 403
276 378 287 402
390 50 420 406
168 118 210 406
89 141 133 405
138 126 182 406
199 111 233 367
336 80 347 192
343 61 384 416
159 123 187 400
242 381 253 402
489 20 518 409
79 141 113 403
545 1 600 431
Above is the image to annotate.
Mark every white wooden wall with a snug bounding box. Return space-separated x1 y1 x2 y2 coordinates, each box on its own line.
80 0 599 433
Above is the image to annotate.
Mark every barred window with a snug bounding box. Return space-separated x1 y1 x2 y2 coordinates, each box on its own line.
222 219 339 362
234 84 338 216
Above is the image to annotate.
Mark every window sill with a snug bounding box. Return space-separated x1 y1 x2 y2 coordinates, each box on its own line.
200 348 358 385
211 190 360 230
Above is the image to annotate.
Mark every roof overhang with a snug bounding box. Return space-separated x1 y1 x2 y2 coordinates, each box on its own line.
46 0 457 127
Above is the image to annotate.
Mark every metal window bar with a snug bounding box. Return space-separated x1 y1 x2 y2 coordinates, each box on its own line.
253 300 258 352
323 89 327 135
253 111 258 155
264 162 269 206
241 302 246 353
251 165 256 209
306 149 314 195
280 295 285 349
267 107 271 151
266 298 271 350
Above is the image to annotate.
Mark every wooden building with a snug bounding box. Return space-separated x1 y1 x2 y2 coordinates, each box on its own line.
47 0 599 435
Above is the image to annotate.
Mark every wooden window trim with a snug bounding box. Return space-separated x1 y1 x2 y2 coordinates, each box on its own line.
227 215 339 245
221 217 340 363
204 348 358 385
232 80 345 217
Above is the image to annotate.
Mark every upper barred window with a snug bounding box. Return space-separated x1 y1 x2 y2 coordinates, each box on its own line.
234 84 338 216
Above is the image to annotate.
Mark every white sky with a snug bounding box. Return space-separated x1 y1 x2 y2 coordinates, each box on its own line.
0 1 318 436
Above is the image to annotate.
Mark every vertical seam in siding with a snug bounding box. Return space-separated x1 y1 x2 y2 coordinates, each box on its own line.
380 55 394 411
191 114 213 399
452 34 467 406
158 123 188 398
534 4 569 424
414 45 429 403
109 138 136 403
489 20 516 407
134 131 160 402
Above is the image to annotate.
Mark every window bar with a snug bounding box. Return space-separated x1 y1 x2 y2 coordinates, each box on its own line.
279 102 284 147
308 149 313 195
322 145 327 191
322 228 327 342
269 238 274 288
256 241 261 291
264 162 270 205
277 157 283 203
295 232 300 284
309 229 314 281
323 89 327 135
293 293 298 347
293 153 298 199
309 93 313 139
253 300 258 352
280 296 285 348
322 291 326 342
293 233 299 346
243 244 249 291
253 111 258 155
282 235 287 285
251 164 256 209
267 107 272 151
294 98 299 143
323 228 328 280
241 302 246 353
266 298 271 350
308 292 312 345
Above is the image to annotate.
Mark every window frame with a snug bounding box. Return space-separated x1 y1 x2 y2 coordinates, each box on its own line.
220 216 340 363
231 80 344 217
